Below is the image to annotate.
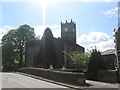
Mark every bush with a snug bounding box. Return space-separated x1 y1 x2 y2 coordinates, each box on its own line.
87 49 106 80
63 51 89 69
38 28 56 68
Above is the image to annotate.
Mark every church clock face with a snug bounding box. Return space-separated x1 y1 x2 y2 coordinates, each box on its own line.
65 28 68 31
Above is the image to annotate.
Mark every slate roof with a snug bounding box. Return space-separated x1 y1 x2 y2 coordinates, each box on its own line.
102 49 115 55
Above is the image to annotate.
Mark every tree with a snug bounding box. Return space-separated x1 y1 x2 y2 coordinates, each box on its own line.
2 24 36 68
38 28 56 68
16 24 35 67
2 29 18 70
63 51 89 69
87 49 106 80
2 42 15 70
71 52 89 69
63 51 72 68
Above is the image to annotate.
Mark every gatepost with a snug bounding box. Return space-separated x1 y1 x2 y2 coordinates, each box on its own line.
116 27 120 83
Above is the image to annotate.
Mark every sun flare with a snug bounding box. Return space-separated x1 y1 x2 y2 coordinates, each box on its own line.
36 0 56 25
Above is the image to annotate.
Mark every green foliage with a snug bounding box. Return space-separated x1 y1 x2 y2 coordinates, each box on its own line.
63 51 89 69
2 42 15 70
2 24 36 69
87 49 106 70
87 49 106 80
35 36 41 40
2 30 18 70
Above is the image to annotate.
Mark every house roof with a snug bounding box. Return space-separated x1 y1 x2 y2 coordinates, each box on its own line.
102 49 115 55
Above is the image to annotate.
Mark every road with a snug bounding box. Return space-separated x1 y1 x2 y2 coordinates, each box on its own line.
1 72 119 89
2 72 68 88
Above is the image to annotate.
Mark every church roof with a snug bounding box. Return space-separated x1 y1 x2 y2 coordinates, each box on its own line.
75 44 85 53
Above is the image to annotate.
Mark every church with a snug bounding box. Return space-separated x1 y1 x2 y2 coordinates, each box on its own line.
25 20 85 68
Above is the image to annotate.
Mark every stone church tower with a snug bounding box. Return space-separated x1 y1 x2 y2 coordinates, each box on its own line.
61 19 76 52
25 20 85 68
61 19 77 68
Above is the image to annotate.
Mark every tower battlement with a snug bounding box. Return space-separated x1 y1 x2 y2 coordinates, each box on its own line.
61 19 76 45
61 19 76 25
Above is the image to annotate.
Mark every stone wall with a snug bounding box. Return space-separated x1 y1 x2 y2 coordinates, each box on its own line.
102 54 116 70
54 38 64 68
97 70 118 83
18 67 86 85
25 40 40 67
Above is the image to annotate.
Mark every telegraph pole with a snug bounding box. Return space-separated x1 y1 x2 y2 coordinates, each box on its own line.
117 28 120 83
114 28 120 83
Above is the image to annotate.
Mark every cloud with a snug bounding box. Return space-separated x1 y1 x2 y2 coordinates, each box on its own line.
0 26 14 33
34 26 115 52
77 32 114 52
33 26 46 38
0 26 15 40
104 7 118 17
1 25 114 52
33 25 60 39
0 25 60 41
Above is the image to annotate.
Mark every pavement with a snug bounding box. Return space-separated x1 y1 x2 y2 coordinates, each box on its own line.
85 80 119 89
1 72 120 90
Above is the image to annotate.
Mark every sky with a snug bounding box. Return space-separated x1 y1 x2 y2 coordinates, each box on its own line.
0 0 119 52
